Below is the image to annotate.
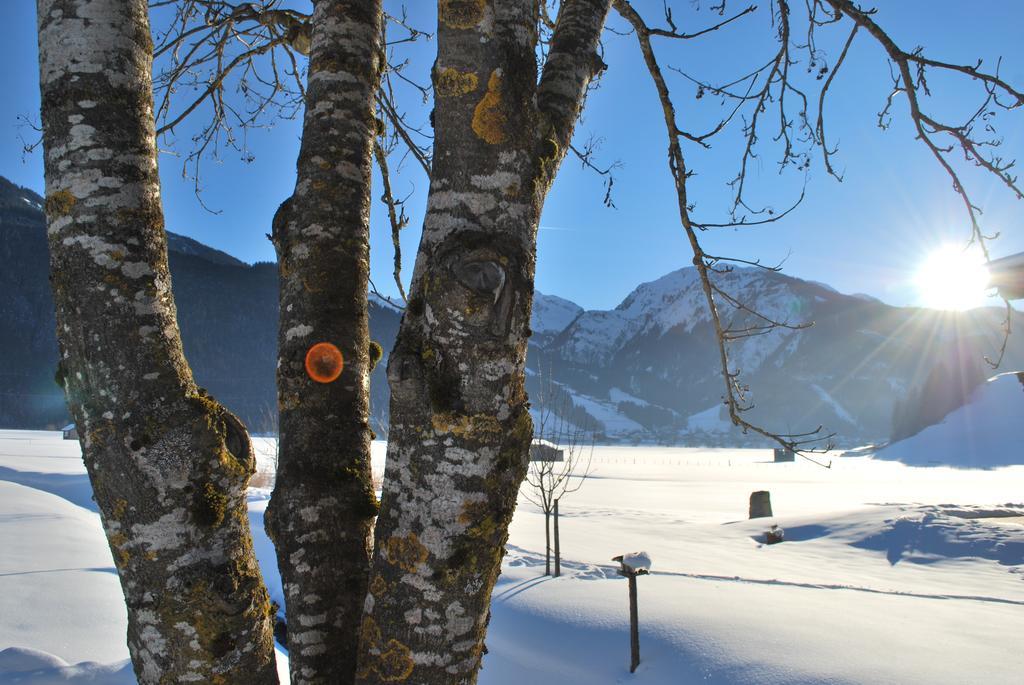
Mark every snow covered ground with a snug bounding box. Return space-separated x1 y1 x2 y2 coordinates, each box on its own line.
878 372 1024 468
3 431 1024 683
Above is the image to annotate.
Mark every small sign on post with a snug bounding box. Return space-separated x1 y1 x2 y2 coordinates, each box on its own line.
612 551 651 674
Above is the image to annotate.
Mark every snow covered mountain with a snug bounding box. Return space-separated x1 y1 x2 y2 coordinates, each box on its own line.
530 291 583 346
529 267 1024 446
2 173 1020 446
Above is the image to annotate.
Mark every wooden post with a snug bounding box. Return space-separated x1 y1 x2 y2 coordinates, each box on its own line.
612 554 649 674
554 498 561 577
628 571 640 673
544 510 551 576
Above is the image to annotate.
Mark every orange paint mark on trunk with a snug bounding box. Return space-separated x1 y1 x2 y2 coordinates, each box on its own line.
305 342 344 383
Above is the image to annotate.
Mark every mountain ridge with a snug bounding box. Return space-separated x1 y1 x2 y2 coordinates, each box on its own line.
529 263 1022 446
2 174 1020 446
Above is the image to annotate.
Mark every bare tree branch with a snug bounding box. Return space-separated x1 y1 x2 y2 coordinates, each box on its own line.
149 1 309 207
815 24 858 180
614 0 833 461
823 0 1022 260
821 0 1022 367
373 138 409 303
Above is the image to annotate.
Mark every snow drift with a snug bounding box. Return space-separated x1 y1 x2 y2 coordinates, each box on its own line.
879 372 1024 467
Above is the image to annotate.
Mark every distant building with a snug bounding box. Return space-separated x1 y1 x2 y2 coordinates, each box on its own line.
988 251 1024 300
773 447 795 462
530 439 564 462
62 423 78 440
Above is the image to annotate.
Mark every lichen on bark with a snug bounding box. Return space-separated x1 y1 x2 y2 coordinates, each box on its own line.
471 71 508 144
439 0 487 30
265 1 383 683
436 67 480 98
359 2 613 683
36 0 278 682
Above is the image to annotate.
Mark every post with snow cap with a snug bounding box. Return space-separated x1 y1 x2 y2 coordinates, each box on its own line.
613 551 651 673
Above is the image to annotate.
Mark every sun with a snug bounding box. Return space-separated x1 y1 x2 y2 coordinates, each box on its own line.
914 245 991 310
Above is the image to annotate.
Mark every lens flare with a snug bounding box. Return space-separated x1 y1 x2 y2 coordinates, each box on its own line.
305 342 344 383
913 245 990 311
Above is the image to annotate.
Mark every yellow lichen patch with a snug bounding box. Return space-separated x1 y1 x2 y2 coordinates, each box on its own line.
497 409 533 469
102 273 128 292
112 498 128 520
459 499 498 541
108 532 130 566
154 575 270 671
431 412 502 439
472 70 507 145
87 424 111 448
45 189 76 217
360 615 382 650
439 0 485 29
436 67 479 98
358 626 415 683
385 533 429 572
369 574 389 597
376 640 415 682
217 446 252 485
195 482 229 527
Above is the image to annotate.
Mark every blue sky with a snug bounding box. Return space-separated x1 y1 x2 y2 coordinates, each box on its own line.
3 1 1023 311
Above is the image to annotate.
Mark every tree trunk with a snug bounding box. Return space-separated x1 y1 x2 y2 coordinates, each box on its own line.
553 498 561 578
36 1 277 682
357 3 611 683
544 509 552 576
264 1 382 683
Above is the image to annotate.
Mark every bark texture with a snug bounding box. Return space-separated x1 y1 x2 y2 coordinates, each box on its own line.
264 1 383 683
357 2 611 683
36 1 278 682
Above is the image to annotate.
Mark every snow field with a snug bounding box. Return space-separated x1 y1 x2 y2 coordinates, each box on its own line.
2 432 1024 683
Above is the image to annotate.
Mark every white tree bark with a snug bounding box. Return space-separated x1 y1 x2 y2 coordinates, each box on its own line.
37 1 278 681
357 3 612 683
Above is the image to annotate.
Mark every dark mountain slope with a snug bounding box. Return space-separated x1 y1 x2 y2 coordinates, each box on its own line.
0 176 401 431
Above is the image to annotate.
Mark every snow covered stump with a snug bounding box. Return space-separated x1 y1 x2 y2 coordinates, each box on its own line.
749 490 773 518
612 552 651 674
